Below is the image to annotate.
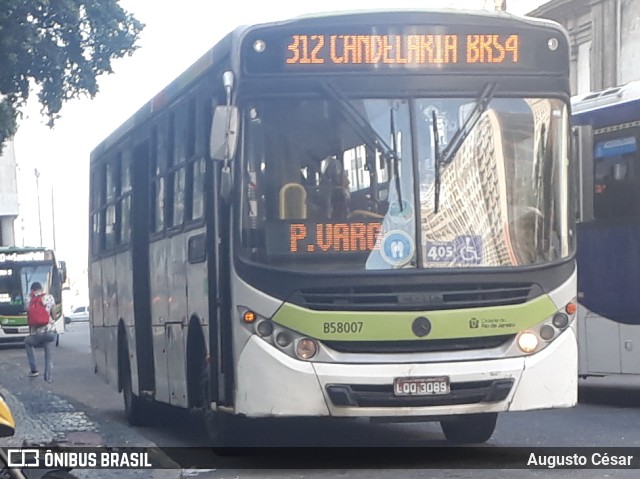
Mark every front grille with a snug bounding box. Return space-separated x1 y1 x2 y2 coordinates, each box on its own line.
324 335 514 354
2 328 23 334
326 379 514 408
292 283 537 311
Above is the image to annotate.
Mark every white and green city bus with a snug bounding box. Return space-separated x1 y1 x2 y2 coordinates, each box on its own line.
0 246 66 344
89 9 577 444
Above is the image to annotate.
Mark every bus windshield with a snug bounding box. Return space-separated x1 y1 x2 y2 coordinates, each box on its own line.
0 268 23 307
0 265 51 311
18 266 52 299
239 95 572 272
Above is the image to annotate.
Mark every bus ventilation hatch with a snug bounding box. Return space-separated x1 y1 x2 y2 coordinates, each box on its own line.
324 335 515 354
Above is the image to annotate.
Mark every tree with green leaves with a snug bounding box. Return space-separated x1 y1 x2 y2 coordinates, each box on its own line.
0 0 143 153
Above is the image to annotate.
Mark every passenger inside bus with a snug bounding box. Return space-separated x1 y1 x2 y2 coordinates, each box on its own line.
315 156 351 220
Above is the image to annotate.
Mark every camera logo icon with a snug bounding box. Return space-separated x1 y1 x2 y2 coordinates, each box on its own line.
7 449 40 468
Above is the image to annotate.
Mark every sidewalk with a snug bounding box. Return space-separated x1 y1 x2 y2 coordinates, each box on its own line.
0 369 182 479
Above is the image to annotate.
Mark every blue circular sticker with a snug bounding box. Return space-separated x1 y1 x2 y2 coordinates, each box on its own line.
380 230 415 267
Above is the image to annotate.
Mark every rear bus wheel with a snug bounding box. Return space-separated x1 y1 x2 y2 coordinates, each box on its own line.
440 413 498 444
121 356 152 426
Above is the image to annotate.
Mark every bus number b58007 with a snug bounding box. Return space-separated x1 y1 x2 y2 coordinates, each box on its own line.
323 321 364 334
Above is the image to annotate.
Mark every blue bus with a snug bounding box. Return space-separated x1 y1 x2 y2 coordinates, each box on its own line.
572 81 640 376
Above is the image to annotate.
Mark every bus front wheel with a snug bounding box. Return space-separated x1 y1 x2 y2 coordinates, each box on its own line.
204 410 237 447
440 413 498 444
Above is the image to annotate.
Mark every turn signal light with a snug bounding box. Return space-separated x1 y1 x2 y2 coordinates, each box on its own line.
565 302 577 315
243 311 257 323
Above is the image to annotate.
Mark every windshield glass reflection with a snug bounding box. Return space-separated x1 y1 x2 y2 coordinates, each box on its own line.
239 96 572 272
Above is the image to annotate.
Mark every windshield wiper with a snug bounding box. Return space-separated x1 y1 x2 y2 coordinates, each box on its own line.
322 83 403 211
431 110 442 214
432 82 497 214
389 106 403 212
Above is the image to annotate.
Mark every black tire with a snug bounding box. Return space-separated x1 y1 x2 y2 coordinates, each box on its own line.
204 410 240 447
187 344 210 410
42 470 80 478
440 413 498 444
121 356 153 426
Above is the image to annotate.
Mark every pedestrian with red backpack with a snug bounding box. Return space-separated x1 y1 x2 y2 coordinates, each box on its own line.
25 282 57 383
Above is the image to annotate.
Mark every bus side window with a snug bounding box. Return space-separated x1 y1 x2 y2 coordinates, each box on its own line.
594 151 638 220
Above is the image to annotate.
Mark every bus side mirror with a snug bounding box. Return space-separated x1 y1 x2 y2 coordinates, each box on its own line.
572 125 594 223
59 260 68 284
210 105 238 161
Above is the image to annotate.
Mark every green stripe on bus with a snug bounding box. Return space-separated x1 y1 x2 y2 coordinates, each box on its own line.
0 315 27 326
271 296 557 341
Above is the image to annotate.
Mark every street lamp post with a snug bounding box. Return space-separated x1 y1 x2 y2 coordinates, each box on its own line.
34 168 43 246
51 187 57 250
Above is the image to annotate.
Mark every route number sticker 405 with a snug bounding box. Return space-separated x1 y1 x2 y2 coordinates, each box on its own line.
425 235 483 264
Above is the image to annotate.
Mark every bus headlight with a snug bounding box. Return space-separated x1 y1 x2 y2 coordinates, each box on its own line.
276 332 292 348
256 320 274 337
296 338 318 360
517 331 539 353
539 324 555 341
552 313 569 329
238 306 324 361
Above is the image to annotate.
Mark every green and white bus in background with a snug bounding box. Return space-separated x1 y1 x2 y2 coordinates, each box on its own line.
0 246 66 344
89 9 577 444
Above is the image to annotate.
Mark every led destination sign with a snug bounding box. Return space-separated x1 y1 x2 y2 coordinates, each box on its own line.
266 221 383 256
286 34 519 66
243 25 567 75
0 251 50 263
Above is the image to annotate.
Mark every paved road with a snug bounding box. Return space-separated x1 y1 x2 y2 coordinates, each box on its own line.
2 322 640 478
0 322 180 478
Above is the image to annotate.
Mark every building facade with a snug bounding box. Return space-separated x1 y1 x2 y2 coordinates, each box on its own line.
0 139 18 246
529 0 640 94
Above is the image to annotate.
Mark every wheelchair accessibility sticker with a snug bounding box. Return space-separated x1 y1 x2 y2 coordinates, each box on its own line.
425 235 483 264
380 230 415 267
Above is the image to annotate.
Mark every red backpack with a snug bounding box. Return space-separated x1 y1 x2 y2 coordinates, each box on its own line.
27 294 50 328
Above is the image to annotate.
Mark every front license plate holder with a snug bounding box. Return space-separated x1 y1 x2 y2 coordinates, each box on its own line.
393 376 450 396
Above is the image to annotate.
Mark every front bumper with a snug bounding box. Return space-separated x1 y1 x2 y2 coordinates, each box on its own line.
234 326 577 417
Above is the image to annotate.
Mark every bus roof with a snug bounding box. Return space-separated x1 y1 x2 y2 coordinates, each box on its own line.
0 246 49 254
571 81 640 128
92 9 567 159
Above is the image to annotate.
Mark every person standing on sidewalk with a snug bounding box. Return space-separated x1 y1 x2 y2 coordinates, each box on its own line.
25 282 56 382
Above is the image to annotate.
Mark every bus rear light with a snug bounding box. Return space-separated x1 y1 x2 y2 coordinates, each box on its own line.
565 302 577 315
243 310 257 323
517 331 539 353
552 313 569 329
296 338 318 360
